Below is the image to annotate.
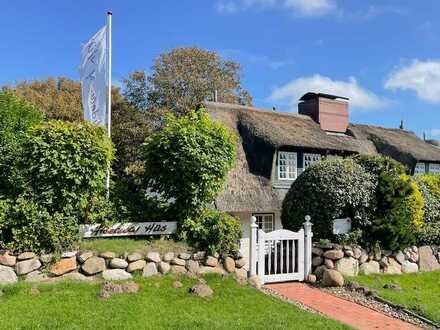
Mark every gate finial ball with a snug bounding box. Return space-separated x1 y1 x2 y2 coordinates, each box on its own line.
305 215 311 222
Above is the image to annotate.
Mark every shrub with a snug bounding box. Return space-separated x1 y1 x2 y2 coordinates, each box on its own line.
1 197 78 253
355 155 424 249
182 209 241 256
142 108 237 221
17 120 114 218
415 174 440 245
281 158 376 240
0 92 43 198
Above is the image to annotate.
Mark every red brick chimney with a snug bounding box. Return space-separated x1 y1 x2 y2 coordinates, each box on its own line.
298 92 349 133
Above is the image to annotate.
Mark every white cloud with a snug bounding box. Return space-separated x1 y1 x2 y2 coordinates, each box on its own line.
269 74 387 111
385 60 440 103
216 0 336 17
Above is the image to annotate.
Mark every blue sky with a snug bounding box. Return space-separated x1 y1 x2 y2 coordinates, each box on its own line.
1 1 440 138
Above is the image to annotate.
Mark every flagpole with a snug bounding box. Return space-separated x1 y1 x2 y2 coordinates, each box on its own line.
106 11 112 198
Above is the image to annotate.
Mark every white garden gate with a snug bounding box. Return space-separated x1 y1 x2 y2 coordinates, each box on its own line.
249 216 313 284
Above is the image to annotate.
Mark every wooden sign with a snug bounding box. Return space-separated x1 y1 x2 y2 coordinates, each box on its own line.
79 222 177 238
332 218 352 235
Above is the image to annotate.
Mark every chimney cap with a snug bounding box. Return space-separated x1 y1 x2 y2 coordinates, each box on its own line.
299 92 349 102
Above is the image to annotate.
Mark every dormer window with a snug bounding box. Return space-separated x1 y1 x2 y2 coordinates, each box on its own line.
414 162 426 175
278 151 297 180
303 153 322 169
429 163 440 174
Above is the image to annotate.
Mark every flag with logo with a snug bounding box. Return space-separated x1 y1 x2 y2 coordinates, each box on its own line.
80 26 108 126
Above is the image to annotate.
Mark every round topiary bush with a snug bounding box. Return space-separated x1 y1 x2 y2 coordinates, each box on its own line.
281 157 375 240
182 209 242 256
415 174 440 245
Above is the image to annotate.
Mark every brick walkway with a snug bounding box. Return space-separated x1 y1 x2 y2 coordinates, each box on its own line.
266 282 421 330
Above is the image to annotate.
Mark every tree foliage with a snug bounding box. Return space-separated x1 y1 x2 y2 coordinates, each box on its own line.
142 108 237 221
123 47 252 114
0 92 44 198
282 158 376 240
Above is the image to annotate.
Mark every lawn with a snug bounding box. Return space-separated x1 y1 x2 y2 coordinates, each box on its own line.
354 271 440 323
0 275 349 330
79 238 191 255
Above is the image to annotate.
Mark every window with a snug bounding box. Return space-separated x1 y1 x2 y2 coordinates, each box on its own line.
278 151 297 180
253 213 275 233
429 163 440 174
414 162 426 175
303 153 322 169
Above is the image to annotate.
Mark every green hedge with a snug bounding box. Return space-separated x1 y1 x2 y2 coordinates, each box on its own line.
281 158 375 240
416 174 440 245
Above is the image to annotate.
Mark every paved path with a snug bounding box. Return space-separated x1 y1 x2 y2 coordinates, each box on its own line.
266 282 421 330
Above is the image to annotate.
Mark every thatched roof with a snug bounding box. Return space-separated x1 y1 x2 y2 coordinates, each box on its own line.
349 124 440 166
205 102 440 212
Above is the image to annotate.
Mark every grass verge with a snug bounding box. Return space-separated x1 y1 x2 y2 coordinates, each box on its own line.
353 271 440 323
0 274 349 329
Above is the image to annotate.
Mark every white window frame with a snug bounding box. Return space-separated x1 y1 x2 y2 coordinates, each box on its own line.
414 162 426 175
278 151 297 181
253 213 275 233
429 163 440 174
303 153 322 170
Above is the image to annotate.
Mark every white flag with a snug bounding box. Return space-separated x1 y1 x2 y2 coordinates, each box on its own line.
80 26 108 126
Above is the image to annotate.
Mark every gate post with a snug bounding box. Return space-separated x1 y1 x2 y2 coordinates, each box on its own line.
303 215 313 280
249 216 258 277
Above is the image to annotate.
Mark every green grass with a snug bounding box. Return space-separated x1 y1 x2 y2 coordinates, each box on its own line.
0 275 349 330
79 238 191 255
353 271 440 322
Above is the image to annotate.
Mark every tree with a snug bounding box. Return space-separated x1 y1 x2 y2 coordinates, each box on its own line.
4 77 83 122
123 47 253 114
142 108 237 221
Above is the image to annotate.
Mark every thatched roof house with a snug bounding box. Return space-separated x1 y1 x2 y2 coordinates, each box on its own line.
204 93 440 258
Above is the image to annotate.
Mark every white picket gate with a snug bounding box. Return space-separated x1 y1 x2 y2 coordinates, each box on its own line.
249 216 313 284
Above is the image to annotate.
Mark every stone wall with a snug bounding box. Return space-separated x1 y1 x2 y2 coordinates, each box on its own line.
0 250 248 285
311 243 440 281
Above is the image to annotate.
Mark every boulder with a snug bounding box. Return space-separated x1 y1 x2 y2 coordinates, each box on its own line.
418 246 440 272
394 251 405 265
323 249 344 260
179 252 191 260
81 257 106 275
127 260 146 273
223 257 236 273
17 252 36 261
359 251 368 264
99 251 116 259
186 260 200 274
0 253 16 267
77 251 93 263
306 274 317 283
235 267 247 279
192 251 206 260
0 265 18 284
335 257 359 277
324 258 335 269
312 256 323 267
25 270 48 282
60 272 93 282
204 256 218 267
61 251 77 258
312 247 323 256
142 262 158 277
359 261 380 275
322 269 344 287
126 252 143 262
162 252 175 262
345 250 354 258
171 258 186 266
16 258 41 275
248 275 262 289
314 265 327 279
158 261 171 274
235 257 246 269
102 269 132 281
171 265 187 275
383 257 402 275
401 260 418 274
110 258 128 269
50 257 77 276
39 254 53 264
199 265 225 275
146 252 161 263
353 248 362 259
190 284 213 298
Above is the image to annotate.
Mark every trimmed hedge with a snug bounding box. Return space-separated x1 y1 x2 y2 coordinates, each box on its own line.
281 158 375 240
416 174 440 245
